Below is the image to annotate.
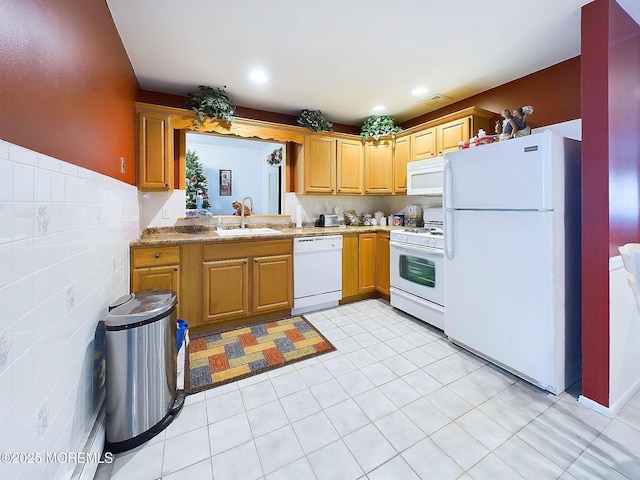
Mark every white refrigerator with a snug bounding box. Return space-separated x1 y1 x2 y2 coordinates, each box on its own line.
443 131 582 394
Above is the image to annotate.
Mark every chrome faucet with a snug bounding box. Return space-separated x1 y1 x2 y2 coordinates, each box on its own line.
240 196 254 228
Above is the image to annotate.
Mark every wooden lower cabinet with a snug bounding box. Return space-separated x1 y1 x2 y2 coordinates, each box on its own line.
198 239 292 328
203 258 250 322
253 254 293 313
342 234 359 298
342 233 377 301
130 245 181 314
376 232 390 295
132 265 179 294
358 233 377 292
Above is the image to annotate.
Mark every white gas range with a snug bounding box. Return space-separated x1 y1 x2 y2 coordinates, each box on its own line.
390 222 445 330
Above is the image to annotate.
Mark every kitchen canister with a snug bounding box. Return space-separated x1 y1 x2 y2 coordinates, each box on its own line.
406 205 422 216
393 214 404 226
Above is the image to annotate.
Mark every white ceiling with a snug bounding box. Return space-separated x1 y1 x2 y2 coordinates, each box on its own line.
107 0 640 126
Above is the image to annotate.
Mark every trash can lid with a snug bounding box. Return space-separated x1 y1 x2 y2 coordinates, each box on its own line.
105 290 177 328
108 294 133 311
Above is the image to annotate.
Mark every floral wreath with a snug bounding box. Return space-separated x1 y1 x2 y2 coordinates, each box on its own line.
267 147 283 166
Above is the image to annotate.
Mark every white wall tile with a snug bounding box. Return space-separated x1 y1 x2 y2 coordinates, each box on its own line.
64 175 77 203
38 154 61 172
13 162 34 202
0 245 12 290
9 144 38 166
11 238 33 281
13 202 34 241
0 140 9 160
0 139 138 464
50 171 65 202
0 203 14 244
0 284 17 331
0 158 13 201
33 168 51 202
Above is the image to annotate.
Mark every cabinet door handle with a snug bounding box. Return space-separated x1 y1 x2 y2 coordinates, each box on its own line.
154 253 160 258
173 267 178 272
164 183 169 187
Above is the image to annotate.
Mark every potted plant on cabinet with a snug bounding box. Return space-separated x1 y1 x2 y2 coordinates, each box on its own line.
186 85 236 127
360 114 402 141
297 109 334 132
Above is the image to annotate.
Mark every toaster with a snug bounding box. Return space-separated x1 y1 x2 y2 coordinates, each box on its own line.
319 214 340 227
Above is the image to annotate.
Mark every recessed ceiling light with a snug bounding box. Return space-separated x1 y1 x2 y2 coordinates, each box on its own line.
371 105 386 112
249 70 268 84
412 86 429 95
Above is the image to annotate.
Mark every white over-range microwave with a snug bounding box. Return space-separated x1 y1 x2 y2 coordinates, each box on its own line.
406 156 444 196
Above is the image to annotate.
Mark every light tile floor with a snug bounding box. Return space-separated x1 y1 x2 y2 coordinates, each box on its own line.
95 299 640 480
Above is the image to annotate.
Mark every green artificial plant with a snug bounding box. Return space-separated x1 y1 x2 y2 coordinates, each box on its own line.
297 109 334 132
186 85 236 127
360 115 402 141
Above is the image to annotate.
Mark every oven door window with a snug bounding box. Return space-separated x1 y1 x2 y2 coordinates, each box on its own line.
399 255 436 288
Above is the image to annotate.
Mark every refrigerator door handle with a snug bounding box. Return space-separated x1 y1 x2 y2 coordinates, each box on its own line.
443 157 453 210
443 157 454 259
445 208 454 259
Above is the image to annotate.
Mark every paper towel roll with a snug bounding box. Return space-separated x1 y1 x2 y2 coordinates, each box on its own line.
296 204 303 228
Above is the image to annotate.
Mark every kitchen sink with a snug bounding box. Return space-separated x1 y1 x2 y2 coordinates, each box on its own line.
216 227 284 237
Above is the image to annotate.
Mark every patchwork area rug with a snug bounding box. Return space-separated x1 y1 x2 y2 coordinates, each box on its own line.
185 316 335 393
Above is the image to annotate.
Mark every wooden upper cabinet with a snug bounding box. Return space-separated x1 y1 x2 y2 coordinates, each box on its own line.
438 117 470 154
411 128 438 160
364 139 393 195
136 108 174 191
393 136 410 193
408 108 494 159
303 135 336 193
336 138 364 194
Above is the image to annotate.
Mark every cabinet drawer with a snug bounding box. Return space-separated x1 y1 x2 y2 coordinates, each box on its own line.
132 246 180 267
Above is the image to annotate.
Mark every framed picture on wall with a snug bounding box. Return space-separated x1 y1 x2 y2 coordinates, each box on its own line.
219 169 232 196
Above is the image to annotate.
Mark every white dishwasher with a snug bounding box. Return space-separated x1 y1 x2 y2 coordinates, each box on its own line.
292 235 343 314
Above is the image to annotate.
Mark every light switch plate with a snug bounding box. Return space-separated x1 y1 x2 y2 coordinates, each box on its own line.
120 157 126 174
162 207 171 219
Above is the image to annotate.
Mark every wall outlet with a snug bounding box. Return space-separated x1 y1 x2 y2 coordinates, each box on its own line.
162 207 171 219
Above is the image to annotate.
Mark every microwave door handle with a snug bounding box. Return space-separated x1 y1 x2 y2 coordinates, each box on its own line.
443 158 454 260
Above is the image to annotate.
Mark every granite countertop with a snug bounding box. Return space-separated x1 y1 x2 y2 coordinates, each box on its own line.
132 224 401 246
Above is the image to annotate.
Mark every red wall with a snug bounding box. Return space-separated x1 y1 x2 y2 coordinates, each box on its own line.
0 0 138 184
401 57 581 130
581 0 640 407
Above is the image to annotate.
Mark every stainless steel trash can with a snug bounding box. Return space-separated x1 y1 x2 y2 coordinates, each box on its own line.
104 289 184 453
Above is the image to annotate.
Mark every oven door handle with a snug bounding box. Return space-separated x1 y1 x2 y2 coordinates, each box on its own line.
390 241 444 256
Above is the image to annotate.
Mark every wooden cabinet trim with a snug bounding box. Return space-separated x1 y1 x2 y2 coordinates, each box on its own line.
203 239 291 262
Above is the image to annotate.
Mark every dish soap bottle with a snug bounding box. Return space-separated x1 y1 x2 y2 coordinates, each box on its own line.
216 216 224 231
